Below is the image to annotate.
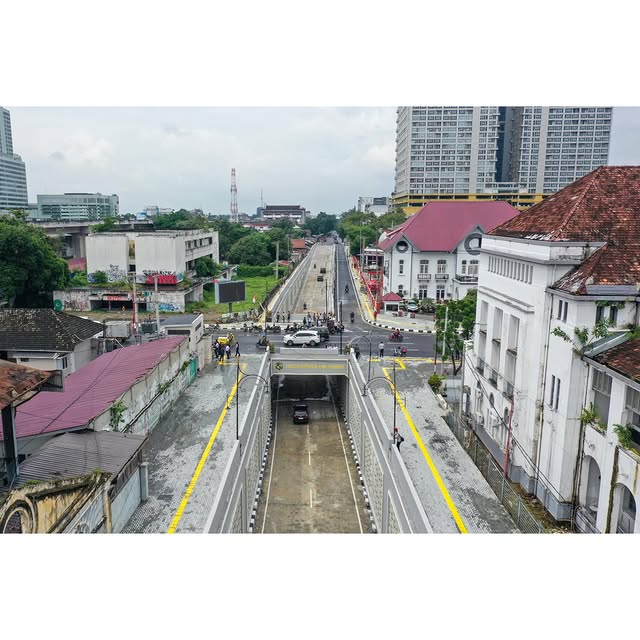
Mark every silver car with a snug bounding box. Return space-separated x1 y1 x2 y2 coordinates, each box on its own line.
283 330 320 347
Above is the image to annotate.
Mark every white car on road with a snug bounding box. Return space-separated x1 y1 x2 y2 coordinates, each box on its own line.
283 330 320 347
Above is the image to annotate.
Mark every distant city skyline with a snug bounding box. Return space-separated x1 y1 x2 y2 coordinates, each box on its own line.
7 106 640 216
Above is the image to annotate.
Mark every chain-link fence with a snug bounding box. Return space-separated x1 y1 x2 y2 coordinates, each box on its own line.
446 412 544 533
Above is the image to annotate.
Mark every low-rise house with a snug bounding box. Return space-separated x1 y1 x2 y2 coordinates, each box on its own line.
0 430 147 533
378 201 519 302
0 309 104 377
160 313 211 369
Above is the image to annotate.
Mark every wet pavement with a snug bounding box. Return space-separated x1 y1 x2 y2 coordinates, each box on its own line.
365 356 518 533
123 354 265 533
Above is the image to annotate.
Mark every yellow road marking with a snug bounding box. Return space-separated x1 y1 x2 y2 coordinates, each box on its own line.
167 366 246 533
394 358 406 370
382 367 468 534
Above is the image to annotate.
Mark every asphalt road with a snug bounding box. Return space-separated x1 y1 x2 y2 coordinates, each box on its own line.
232 242 435 359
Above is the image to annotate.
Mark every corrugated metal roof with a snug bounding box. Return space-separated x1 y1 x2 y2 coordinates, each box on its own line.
378 201 519 252
0 360 52 411
5 336 186 441
16 430 146 486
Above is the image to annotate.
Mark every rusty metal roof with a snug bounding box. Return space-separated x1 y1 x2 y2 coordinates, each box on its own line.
591 336 640 383
16 430 146 486
4 336 186 441
0 360 52 411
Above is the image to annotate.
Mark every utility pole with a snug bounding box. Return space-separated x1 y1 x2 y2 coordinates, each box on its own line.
131 273 137 337
154 274 160 333
275 240 280 282
435 304 449 373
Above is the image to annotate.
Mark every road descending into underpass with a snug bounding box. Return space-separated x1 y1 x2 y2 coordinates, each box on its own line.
256 374 369 533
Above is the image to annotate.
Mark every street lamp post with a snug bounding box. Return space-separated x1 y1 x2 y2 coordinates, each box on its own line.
339 299 343 353
349 333 373 390
363 360 397 441
231 360 269 446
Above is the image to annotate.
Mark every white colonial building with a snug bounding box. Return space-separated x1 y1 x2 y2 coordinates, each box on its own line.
466 166 640 530
378 201 519 302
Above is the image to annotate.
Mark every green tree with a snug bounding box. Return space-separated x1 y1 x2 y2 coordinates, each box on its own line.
154 209 209 231
194 256 220 277
208 218 252 260
434 290 478 374
0 211 69 307
92 270 109 285
551 320 611 356
227 234 272 266
304 212 338 236
91 217 118 232
266 227 291 260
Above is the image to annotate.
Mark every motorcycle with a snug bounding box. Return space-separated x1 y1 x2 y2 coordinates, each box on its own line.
350 312 355 323
389 332 403 342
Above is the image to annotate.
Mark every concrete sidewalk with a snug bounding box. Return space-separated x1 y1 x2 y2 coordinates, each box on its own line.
345 255 435 334
123 355 265 533
364 356 518 533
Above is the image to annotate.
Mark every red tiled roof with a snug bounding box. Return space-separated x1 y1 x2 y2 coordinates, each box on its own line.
592 336 640 383
291 239 307 250
487 166 640 294
0 360 52 411
489 166 640 242
378 201 519 252
381 292 403 302
5 336 186 441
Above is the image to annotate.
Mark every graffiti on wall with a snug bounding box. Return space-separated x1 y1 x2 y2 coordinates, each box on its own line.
87 264 127 283
158 302 180 312
143 270 183 285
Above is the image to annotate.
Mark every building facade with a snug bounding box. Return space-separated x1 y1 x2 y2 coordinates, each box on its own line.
0 107 29 211
85 229 219 284
378 201 519 302
261 205 308 225
393 106 612 214
37 192 119 220
465 166 640 528
357 196 391 216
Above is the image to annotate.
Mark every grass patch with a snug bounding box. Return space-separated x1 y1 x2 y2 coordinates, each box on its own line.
187 275 279 314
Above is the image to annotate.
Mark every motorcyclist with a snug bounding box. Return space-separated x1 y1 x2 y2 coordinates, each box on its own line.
350 311 355 323
400 345 407 356
345 284 349 294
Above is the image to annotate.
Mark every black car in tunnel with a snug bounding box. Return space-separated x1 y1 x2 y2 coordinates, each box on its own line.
293 404 309 424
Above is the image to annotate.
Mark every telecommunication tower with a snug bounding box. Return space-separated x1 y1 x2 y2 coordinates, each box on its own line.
230 168 238 222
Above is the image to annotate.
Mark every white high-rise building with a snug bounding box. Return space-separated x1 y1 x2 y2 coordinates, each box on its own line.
0 107 29 211
37 193 119 220
393 106 613 214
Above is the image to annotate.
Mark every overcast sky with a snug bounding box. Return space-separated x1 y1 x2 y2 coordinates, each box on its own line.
8 106 640 216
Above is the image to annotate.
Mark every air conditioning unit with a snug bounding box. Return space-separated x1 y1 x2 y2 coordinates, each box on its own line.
475 413 485 426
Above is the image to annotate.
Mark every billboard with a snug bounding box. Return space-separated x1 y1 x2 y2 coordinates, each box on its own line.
215 280 246 304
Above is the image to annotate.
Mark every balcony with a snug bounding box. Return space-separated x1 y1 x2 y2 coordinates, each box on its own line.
455 274 478 283
503 381 514 400
476 358 486 374
417 273 431 281
492 337 501 345
435 273 449 281
488 369 498 387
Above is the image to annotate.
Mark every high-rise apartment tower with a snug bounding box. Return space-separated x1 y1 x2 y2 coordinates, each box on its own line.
0 107 29 211
393 106 612 214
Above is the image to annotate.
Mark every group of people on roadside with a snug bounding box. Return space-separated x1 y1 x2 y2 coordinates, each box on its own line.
213 340 240 362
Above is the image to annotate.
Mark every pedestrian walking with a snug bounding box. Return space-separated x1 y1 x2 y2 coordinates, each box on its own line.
214 341 219 358
287 311 291 323
373 310 378 322
218 346 224 362
394 431 404 451
225 344 231 360
276 312 280 323
235 342 241 358
378 341 384 358
303 316 307 327
354 345 361 359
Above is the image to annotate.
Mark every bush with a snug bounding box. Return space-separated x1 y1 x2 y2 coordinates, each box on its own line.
92 271 109 285
428 374 443 394
237 265 275 278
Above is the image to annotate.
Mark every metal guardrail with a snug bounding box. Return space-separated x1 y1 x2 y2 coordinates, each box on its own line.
446 412 544 533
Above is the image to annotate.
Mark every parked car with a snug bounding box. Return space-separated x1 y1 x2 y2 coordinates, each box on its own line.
283 330 320 347
293 404 309 424
317 275 324 282
406 302 418 312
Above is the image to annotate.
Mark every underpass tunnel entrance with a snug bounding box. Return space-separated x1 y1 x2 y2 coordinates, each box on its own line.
256 368 369 533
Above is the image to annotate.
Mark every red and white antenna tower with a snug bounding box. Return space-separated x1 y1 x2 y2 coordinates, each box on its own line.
230 168 238 223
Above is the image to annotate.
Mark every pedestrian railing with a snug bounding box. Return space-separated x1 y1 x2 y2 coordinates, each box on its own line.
445 412 544 533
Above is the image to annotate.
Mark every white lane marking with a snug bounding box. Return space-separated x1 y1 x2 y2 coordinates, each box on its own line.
260 380 280 534
308 451 311 466
330 384 364 534
310 489 313 508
